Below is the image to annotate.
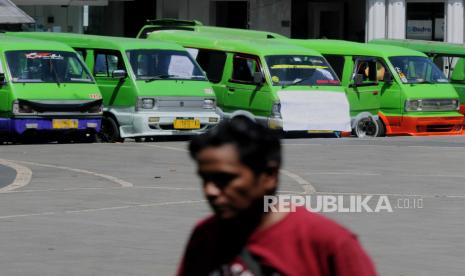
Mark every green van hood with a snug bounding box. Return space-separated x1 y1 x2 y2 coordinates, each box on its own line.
402 83 459 99
135 80 215 98
10 83 101 101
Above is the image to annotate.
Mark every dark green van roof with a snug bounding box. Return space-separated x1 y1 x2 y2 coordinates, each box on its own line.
0 34 75 52
370 39 465 56
137 19 287 39
6 32 186 52
148 30 322 57
291 39 427 58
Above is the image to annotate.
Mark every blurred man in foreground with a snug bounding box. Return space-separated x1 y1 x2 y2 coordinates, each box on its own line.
178 116 377 276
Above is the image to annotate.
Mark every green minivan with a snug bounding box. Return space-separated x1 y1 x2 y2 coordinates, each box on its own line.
146 30 352 134
371 39 465 118
0 35 102 142
291 39 464 136
8 32 221 142
137 19 286 39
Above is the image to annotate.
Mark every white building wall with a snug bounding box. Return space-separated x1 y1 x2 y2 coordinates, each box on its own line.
445 0 464 43
366 0 386 41
387 0 406 39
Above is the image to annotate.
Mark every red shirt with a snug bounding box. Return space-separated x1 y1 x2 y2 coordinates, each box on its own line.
177 207 377 276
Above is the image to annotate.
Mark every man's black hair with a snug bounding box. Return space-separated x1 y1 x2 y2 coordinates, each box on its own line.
189 116 282 175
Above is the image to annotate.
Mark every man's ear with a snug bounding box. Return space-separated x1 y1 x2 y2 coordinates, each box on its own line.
259 168 279 194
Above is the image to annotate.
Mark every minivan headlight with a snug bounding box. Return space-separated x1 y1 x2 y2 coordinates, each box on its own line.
88 103 103 114
12 100 35 114
203 99 216 109
271 102 281 118
138 98 157 110
405 99 422 111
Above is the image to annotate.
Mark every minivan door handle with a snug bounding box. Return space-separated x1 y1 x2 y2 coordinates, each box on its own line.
228 87 235 92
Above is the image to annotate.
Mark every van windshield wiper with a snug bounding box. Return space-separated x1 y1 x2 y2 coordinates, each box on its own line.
281 76 312 89
144 74 178 82
413 79 435 84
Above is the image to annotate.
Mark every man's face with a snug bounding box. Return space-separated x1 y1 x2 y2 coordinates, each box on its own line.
195 144 277 220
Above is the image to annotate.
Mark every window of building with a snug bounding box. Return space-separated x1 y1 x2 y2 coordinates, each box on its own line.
406 3 444 41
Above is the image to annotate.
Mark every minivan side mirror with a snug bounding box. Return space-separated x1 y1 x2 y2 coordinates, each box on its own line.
253 72 264 85
383 71 393 84
353 74 364 86
112 69 127 79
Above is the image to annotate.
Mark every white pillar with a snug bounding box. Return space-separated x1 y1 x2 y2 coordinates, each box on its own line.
366 0 386 41
387 0 405 39
445 0 464 43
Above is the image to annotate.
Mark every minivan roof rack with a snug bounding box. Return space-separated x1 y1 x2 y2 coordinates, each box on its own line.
145 19 203 26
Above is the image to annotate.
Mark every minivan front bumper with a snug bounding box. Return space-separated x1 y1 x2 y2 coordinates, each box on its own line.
380 113 464 136
117 110 221 138
0 117 102 135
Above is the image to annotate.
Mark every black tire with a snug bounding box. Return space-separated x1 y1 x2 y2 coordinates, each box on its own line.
376 118 386 137
354 117 379 138
99 116 124 143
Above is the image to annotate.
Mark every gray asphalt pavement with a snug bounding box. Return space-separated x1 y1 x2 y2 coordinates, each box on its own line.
1 136 465 275
0 165 16 188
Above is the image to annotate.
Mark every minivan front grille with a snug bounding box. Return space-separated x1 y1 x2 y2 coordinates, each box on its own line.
419 99 458 111
156 97 206 109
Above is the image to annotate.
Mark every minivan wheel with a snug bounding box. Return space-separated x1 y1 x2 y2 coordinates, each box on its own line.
354 117 379 138
99 116 124 143
376 118 386 137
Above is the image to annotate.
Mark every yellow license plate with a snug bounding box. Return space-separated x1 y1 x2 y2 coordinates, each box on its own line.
52 119 79 129
173 119 200 129
307 130 334 133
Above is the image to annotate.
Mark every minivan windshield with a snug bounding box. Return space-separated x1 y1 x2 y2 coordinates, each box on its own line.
389 56 449 84
6 50 94 83
265 55 340 86
126 49 207 81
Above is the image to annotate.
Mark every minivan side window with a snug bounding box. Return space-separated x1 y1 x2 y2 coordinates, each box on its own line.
353 58 379 84
94 50 125 77
451 57 465 82
188 48 226 83
324 55 345 80
74 48 87 60
231 54 260 83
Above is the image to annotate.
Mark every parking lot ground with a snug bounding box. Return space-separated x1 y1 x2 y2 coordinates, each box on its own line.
0 164 16 189
0 136 465 275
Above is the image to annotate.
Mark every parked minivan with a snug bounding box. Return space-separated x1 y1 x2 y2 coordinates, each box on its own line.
136 19 286 39
146 30 352 134
8 32 221 142
0 35 102 143
293 40 464 136
371 39 465 117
